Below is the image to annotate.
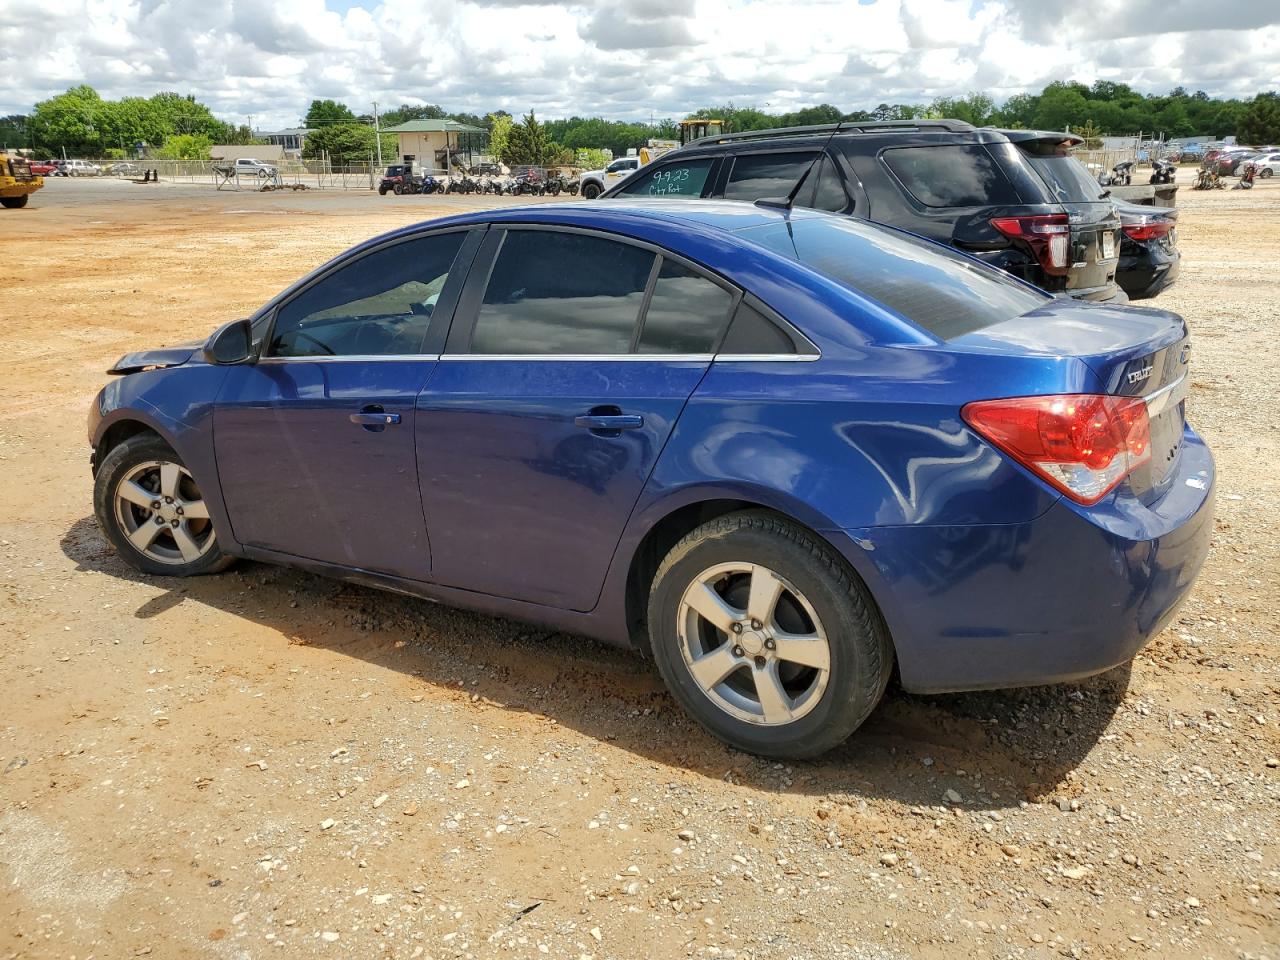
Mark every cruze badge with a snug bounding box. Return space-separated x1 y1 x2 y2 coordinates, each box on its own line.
1127 364 1154 385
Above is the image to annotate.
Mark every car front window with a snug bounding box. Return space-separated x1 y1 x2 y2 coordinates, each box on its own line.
268 232 467 358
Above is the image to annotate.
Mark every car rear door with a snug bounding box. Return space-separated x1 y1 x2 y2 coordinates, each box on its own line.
213 228 481 579
416 226 738 611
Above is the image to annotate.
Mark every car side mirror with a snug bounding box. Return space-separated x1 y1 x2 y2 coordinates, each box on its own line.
203 318 254 365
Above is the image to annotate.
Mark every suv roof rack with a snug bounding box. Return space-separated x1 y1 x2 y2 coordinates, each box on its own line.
687 118 977 147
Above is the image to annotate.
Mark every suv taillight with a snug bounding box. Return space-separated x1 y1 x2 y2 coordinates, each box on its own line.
962 394 1151 505
990 214 1071 275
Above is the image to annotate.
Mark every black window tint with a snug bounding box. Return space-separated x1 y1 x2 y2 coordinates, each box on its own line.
269 232 465 357
803 154 849 213
725 151 817 201
472 231 655 354
616 158 715 198
637 260 734 354
720 301 796 354
738 217 1047 339
881 145 1020 208
1022 153 1108 202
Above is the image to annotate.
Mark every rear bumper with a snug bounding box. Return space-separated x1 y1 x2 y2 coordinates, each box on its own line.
1117 244 1181 300
839 429 1214 693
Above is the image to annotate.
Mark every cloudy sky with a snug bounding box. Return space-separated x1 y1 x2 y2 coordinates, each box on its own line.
1 0 1278 128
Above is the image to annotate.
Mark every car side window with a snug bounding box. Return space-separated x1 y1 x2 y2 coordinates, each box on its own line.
636 260 734 354
471 231 656 354
269 232 466 358
881 144 1020 208
720 300 800 355
724 151 818 201
614 158 717 198
803 154 850 213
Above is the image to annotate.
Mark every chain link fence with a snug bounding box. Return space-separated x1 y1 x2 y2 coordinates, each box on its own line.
52 157 452 190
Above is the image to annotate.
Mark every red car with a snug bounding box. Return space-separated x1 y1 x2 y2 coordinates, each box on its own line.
28 160 58 176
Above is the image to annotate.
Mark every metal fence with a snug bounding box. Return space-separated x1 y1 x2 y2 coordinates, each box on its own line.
53 157 456 190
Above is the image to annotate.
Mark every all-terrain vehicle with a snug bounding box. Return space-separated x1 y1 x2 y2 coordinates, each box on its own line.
0 151 43 208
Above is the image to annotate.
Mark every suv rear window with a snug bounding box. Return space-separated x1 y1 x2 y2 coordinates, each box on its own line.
737 216 1047 339
614 158 716 198
881 144 1020 208
1016 144 1108 202
725 152 817 201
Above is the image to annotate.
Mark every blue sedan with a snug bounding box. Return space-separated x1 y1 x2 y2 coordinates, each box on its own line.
89 200 1214 758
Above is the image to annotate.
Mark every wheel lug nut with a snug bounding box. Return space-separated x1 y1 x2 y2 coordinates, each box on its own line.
732 645 744 658
151 501 161 510
164 496 173 504
731 623 743 634
175 506 184 516
154 516 164 525
764 639 776 651
170 519 180 528
754 656 766 668
751 619 762 630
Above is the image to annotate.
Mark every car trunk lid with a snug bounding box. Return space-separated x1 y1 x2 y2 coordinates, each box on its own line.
953 298 1191 502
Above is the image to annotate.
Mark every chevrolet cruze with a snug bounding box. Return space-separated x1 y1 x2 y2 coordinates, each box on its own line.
89 201 1214 758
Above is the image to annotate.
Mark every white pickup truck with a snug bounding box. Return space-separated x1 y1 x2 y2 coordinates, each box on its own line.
579 156 639 199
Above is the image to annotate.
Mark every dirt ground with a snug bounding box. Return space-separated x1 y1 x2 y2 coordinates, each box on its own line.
1 175 1276 960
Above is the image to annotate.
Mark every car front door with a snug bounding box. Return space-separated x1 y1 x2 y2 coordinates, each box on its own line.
213 228 480 579
416 226 739 611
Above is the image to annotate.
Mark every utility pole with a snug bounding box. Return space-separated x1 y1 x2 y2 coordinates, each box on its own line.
373 101 383 170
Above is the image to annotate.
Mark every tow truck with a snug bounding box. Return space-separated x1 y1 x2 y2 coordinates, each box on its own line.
1 151 43 208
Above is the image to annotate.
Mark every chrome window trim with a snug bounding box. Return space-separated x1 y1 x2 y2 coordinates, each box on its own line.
256 354 442 364
438 354 715 362
1144 372 1188 417
435 352 819 362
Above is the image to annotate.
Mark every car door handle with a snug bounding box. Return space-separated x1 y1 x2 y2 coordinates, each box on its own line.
574 413 643 431
350 410 401 427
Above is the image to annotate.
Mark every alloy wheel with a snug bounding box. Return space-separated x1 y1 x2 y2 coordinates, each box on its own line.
113 460 216 565
676 562 831 726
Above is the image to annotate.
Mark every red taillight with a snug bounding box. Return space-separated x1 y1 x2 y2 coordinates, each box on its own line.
1122 220 1174 241
962 394 1151 505
990 214 1072 275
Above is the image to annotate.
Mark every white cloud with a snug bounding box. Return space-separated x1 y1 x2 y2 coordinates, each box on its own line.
0 0 1277 128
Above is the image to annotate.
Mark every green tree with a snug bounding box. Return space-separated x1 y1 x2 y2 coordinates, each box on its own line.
30 85 105 155
1238 92 1280 145
302 122 393 164
576 148 611 170
152 134 213 159
379 103 447 126
487 112 513 161
0 114 29 149
305 99 356 125
502 111 557 166
928 92 995 126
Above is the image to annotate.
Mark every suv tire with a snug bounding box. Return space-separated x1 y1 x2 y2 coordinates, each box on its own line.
582 182 602 199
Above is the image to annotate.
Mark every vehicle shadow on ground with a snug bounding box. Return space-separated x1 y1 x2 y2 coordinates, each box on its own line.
63 516 1129 811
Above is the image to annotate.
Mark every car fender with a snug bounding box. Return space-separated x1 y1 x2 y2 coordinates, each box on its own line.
91 365 240 554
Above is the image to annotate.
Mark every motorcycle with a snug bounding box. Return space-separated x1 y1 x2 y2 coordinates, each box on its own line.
1109 160 1134 186
418 174 441 194
1149 158 1177 185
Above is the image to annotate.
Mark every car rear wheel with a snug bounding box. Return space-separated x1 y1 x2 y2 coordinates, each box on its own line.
647 511 892 758
582 182 602 199
1262 168 1274 179
93 434 233 577
1 195 28 208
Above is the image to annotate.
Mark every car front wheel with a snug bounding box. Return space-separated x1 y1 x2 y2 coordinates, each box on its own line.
93 434 233 577
647 511 892 759
581 182 602 199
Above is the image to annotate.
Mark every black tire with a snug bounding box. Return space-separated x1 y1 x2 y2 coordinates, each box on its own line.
1262 168 1274 179
93 433 234 577
647 510 892 759
1 195 29 208
582 182 602 199
378 185 388 196
393 183 404 195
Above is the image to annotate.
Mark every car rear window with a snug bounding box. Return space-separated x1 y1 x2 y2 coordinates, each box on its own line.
1015 142 1108 202
881 144 1021 208
737 216 1047 339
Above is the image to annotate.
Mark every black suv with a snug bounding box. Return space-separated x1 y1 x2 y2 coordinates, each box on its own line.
602 120 1124 302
